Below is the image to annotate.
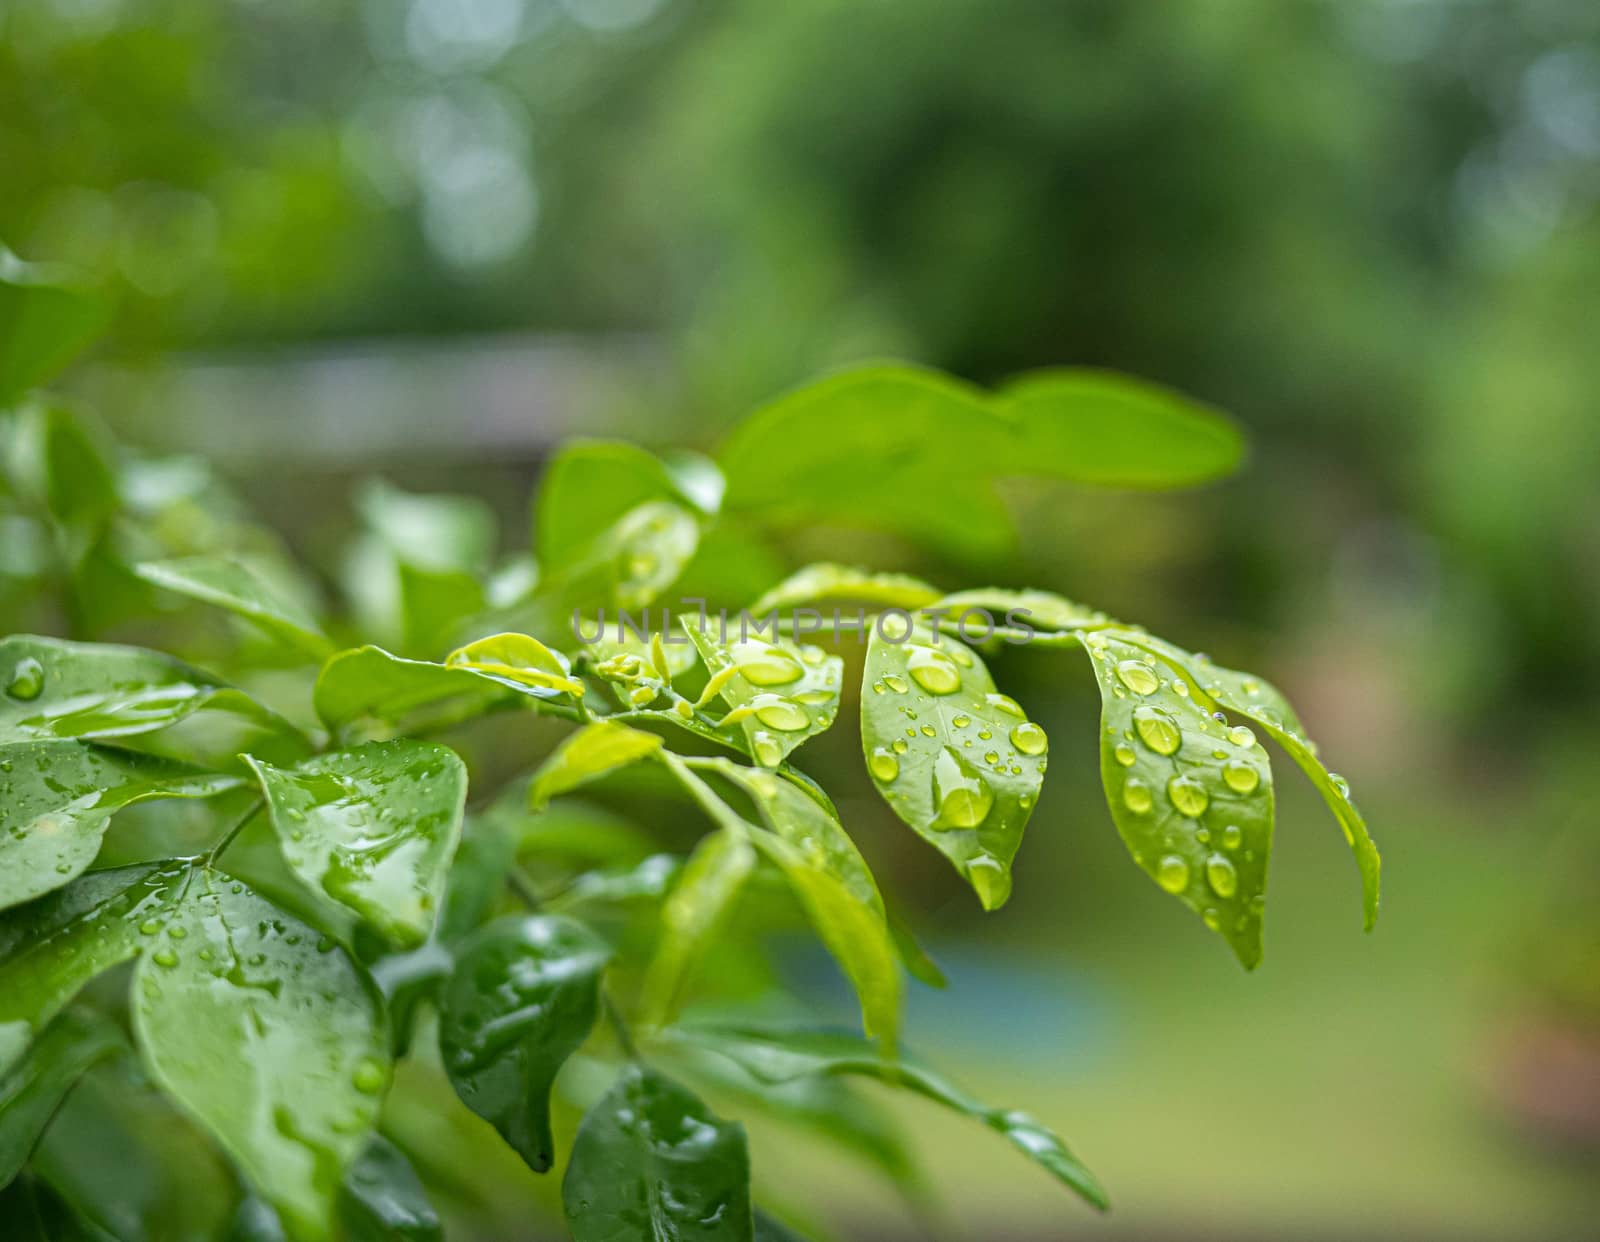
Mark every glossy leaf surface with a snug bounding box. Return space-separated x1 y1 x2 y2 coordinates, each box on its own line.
859 625 1044 909
313 646 510 743
339 1136 441 1242
0 1010 123 1186
1079 631 1274 967
562 1064 752 1242
134 557 332 657
131 870 390 1242
526 722 663 810
244 740 468 949
438 915 611 1173
745 563 941 614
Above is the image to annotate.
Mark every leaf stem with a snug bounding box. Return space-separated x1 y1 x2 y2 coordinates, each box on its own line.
601 988 638 1060
205 796 264 866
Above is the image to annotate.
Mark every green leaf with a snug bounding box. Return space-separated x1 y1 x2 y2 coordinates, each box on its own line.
0 1010 124 1187
1077 631 1274 968
640 829 756 1028
243 740 468 949
562 1064 752 1242
131 870 390 1242
443 632 584 698
546 854 681 912
0 862 189 1079
700 760 900 1045
0 636 310 770
745 563 941 615
933 587 1111 638
754 1212 808 1242
579 628 698 712
859 623 1045 910
357 480 495 577
526 722 663 810
536 440 720 575
339 1136 441 1242
314 646 511 743
665 1024 1107 1212
0 249 107 403
4 404 118 544
437 915 611 1174
537 498 703 613
683 616 843 769
133 557 332 658
0 741 237 911
1107 630 1380 930
998 369 1245 488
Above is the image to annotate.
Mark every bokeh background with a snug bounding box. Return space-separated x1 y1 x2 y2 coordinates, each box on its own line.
5 1 1600 1238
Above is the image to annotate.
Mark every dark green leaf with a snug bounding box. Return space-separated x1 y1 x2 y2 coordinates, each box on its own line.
0 862 188 1078
437 915 611 1174
562 1064 752 1242
0 1011 123 1187
754 1211 809 1241
527 722 663 810
859 623 1044 910
0 249 107 403
0 636 310 770
133 557 332 658
131 870 390 1242
998 369 1245 488
1077 631 1274 968
0 742 237 911
339 1135 441 1242
683 617 842 770
666 1024 1107 1211
244 740 468 949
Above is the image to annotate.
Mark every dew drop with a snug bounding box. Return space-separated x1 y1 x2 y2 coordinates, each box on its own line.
907 647 962 695
1329 773 1351 798
352 1058 386 1095
5 658 44 702
932 748 994 830
1123 778 1153 814
730 641 803 686
984 750 1000 764
985 693 1026 718
1167 775 1209 817
1133 706 1181 756
1221 824 1243 850
891 738 908 755
1113 744 1136 767
748 694 809 733
138 919 162 935
1228 725 1257 749
882 674 909 694
1010 722 1047 756
1206 854 1238 898
1156 855 1189 894
868 748 899 783
952 715 971 729
1116 660 1159 695
919 725 937 737
1223 760 1260 794
751 731 783 767
152 949 179 968
966 853 1008 907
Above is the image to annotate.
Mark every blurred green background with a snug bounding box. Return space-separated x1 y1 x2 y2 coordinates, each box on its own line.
5 0 1600 1238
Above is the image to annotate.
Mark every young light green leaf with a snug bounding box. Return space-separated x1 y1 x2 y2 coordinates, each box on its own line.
683 616 842 770
133 556 333 658
665 1024 1108 1212
437 915 611 1174
934 587 1112 639
339 1135 441 1242
527 721 663 810
540 499 702 614
444 632 584 698
1078 631 1274 968
357 480 495 577
1109 630 1381 930
859 625 1044 910
243 740 468 949
0 248 107 403
0 1010 124 1187
0 741 237 911
702 760 900 1045
579 628 698 711
131 870 390 1242
998 369 1244 488
4 403 117 543
0 862 188 1079
314 646 511 743
0 636 310 769
640 830 756 1029
745 563 941 615
562 1064 752 1242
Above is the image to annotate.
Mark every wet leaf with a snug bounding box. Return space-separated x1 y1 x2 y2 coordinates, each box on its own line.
314 646 511 743
640 830 756 1028
701 760 900 1044
243 740 468 949
0 862 189 1078
562 1064 752 1242
1110 630 1380 930
665 1024 1107 1212
933 587 1111 638
683 616 842 769
131 870 390 1242
338 1135 441 1242
859 624 1043 910
526 722 663 810
0 636 310 770
1078 631 1274 968
998 369 1244 488
443 633 583 698
0 1010 124 1186
0 741 237 911
745 563 941 615
437 915 611 1174
134 557 332 658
